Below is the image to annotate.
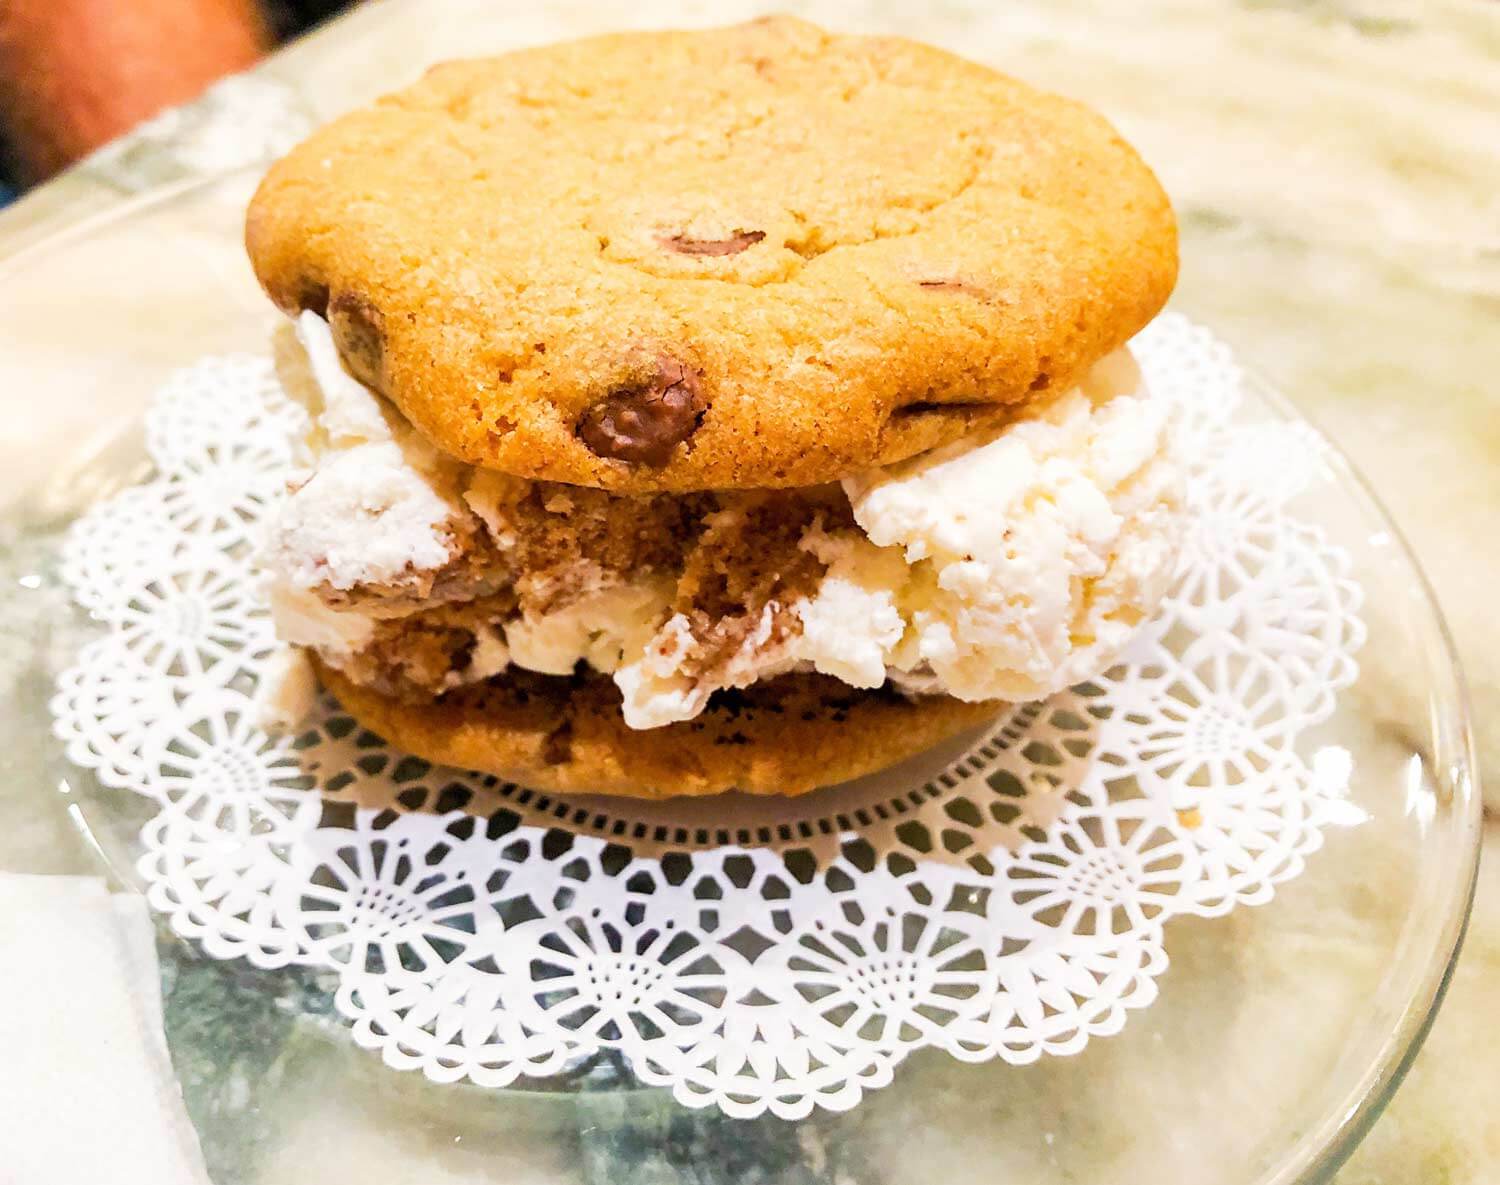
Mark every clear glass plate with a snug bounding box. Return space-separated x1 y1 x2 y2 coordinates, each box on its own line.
0 173 1479 1185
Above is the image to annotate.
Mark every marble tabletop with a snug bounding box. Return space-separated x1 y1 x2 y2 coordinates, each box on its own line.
0 1 1495 1181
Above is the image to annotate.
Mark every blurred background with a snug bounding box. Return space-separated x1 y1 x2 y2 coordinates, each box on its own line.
0 0 357 205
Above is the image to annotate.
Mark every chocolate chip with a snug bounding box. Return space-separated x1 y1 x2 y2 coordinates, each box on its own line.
328 292 386 392
447 632 478 672
659 230 766 257
295 279 330 316
542 721 573 766
1030 355 1053 392
265 275 329 317
916 277 985 297
892 399 990 421
576 357 705 466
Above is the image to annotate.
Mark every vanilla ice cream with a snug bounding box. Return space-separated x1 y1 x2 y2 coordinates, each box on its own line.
262 316 1182 730
612 350 1182 726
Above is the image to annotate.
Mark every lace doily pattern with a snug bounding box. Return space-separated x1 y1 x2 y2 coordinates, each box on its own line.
50 316 1365 1118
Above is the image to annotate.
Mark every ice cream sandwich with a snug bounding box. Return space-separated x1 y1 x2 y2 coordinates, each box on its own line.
247 16 1182 797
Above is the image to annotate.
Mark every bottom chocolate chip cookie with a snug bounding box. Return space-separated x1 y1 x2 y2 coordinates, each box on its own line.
316 661 1002 798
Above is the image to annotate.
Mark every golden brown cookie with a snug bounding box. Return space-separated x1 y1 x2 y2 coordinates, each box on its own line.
317 661 1001 798
246 16 1176 494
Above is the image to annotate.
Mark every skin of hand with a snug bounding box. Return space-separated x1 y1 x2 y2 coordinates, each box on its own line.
0 0 269 183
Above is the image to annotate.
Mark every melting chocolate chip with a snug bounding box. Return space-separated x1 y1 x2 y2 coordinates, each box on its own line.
659 230 767 257
328 292 386 392
576 357 706 466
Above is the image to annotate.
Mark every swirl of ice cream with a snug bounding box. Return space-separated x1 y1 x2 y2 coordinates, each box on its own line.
614 350 1182 726
260 315 1181 730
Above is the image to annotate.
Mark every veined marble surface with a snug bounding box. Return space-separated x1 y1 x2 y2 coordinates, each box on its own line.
0 1 1494 1181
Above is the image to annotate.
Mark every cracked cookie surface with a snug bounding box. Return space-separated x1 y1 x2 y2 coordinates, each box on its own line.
246 15 1176 492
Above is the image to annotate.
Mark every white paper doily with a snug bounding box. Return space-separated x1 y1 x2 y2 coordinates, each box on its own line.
50 315 1365 1119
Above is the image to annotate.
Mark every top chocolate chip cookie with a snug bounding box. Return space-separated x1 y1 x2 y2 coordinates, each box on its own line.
246 15 1176 492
